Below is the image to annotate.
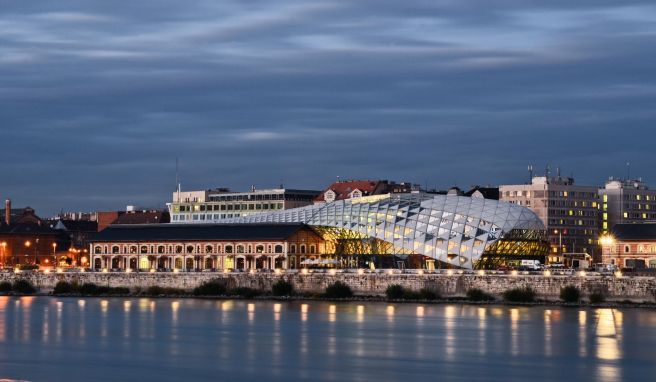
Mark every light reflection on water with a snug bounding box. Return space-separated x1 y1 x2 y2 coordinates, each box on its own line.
0 297 654 382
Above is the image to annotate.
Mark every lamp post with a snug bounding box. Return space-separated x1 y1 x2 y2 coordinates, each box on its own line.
24 240 31 266
52 243 57 269
0 242 6 268
34 238 39 265
553 229 563 262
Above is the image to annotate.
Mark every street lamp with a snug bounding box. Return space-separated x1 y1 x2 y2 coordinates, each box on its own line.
24 240 31 266
0 242 6 268
52 243 57 269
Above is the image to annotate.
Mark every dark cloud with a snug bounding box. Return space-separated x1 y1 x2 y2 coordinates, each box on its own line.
1 0 655 214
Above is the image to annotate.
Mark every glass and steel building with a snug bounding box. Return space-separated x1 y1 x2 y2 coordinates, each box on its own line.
221 193 548 269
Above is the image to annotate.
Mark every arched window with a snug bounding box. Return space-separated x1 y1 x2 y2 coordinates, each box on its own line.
175 245 183 254
158 246 165 254
225 245 233 254
129 246 137 254
274 245 283 254
290 244 296 254
112 246 120 254
94 246 102 254
624 245 630 253
186 245 194 254
140 246 148 254
300 245 306 254
237 245 245 254
267 245 272 253
205 245 213 253
256 245 264 253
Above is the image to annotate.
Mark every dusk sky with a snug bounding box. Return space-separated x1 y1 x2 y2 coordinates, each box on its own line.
1 1 655 215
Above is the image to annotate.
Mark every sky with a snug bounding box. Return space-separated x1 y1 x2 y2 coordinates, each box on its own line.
1 1 655 215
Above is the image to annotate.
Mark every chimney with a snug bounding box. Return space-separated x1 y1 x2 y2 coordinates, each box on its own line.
4 199 10 225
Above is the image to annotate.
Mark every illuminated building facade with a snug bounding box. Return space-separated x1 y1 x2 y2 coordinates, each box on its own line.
599 178 656 234
500 176 599 263
222 193 548 269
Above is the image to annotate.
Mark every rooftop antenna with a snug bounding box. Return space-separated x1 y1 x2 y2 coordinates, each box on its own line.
528 165 533 183
557 166 561 178
627 161 631 180
175 157 181 203
545 164 551 178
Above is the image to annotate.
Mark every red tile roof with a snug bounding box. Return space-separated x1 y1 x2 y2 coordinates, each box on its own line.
315 180 385 202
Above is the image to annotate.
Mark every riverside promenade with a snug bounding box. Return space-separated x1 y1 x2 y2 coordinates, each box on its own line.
1 270 655 302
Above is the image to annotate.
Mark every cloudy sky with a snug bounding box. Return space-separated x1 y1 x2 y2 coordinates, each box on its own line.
1 1 655 215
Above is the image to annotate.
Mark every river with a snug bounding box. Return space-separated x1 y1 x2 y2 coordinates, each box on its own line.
0 297 654 381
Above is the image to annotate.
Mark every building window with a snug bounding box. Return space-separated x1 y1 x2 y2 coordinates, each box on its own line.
130 246 137 254
94 246 102 254
237 245 245 254
624 245 630 253
175 245 183 254
225 245 233 254
186 245 194 253
274 245 283 254
290 244 296 254
205 245 213 253
140 246 148 254
300 245 306 254
112 246 120 254
256 245 264 253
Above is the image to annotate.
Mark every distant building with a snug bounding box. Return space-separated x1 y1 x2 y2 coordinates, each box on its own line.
315 180 419 204
88 223 324 271
464 186 500 200
599 178 656 234
0 200 69 267
97 209 170 231
167 187 320 223
601 223 656 269
49 219 98 249
500 175 600 263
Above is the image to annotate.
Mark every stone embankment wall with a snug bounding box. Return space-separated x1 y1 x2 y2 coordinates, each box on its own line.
1 272 655 302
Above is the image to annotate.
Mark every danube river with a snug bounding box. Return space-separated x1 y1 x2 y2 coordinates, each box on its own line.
0 297 654 381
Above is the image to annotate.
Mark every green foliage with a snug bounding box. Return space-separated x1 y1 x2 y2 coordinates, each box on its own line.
53 281 74 295
145 286 185 296
418 288 440 300
229 287 260 299
19 264 38 270
466 288 494 301
12 279 36 294
0 281 12 293
324 281 353 299
272 279 294 297
76 282 127 296
193 280 227 296
560 285 581 303
78 283 101 295
589 291 606 304
385 284 405 299
502 287 536 303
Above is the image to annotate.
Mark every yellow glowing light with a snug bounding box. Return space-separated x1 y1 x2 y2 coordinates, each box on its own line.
149 268 156 273
614 271 622 278
274 268 282 274
357 269 364 275
446 269 454 276
102 268 108 273
579 271 587 277
417 270 424 275
511 270 518 277
56 268 63 273
386 269 393 275
126 268 132 273
223 268 230 273
173 268 180 273
44 269 50 274
543 270 551 277
329 269 336 275
478 270 485 276
600 235 616 246
301 268 308 274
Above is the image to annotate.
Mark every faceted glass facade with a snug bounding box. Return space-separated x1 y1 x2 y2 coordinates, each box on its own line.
222 193 548 269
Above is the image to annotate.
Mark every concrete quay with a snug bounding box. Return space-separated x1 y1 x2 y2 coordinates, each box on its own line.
1 271 655 302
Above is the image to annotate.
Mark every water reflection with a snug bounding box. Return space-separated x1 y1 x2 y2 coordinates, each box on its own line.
0 299 653 382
